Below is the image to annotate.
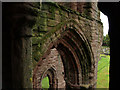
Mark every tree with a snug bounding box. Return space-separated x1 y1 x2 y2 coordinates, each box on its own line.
102 34 110 47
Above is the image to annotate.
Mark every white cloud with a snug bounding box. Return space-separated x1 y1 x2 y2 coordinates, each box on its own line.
100 12 109 36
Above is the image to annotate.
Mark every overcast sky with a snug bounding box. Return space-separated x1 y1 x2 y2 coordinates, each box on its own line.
100 12 109 36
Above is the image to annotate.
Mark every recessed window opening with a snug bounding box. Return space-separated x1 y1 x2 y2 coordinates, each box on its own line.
97 11 110 88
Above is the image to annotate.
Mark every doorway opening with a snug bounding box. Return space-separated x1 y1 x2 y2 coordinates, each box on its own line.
97 11 110 88
41 76 50 89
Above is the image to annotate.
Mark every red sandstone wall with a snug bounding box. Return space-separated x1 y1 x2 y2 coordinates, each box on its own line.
33 48 65 88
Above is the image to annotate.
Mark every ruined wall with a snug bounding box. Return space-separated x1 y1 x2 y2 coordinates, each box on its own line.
32 2 103 89
2 2 103 89
32 2 102 66
2 3 37 88
33 48 65 88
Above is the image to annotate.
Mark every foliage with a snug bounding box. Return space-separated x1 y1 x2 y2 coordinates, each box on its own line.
102 34 110 47
97 54 110 88
101 46 110 55
42 76 49 89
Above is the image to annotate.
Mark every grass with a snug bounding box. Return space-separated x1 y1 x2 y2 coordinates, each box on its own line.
97 54 110 88
41 76 49 89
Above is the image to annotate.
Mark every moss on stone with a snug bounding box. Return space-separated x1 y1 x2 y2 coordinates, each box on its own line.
41 3 49 10
49 5 56 13
38 25 47 31
32 45 43 62
33 59 37 68
55 10 59 15
31 2 102 65
55 14 61 22
38 17 47 26
41 2 101 25
47 19 59 27
47 12 55 20
30 2 41 9
35 19 80 56
39 11 48 18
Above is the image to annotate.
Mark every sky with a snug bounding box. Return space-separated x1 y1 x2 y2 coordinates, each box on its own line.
100 12 109 36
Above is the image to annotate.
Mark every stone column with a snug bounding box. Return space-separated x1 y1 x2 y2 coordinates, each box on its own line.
10 3 35 88
2 2 38 88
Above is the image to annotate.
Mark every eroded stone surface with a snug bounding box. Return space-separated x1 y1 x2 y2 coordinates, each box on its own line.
2 2 103 89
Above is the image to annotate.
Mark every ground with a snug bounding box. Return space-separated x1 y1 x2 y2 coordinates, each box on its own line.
97 54 110 88
42 77 49 88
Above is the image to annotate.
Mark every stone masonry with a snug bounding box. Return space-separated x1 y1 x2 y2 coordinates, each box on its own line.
33 48 65 88
2 2 103 89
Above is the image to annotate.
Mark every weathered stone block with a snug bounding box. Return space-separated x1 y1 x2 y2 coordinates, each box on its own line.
41 3 49 10
38 17 47 26
55 14 61 22
47 18 59 27
47 12 55 20
32 37 41 45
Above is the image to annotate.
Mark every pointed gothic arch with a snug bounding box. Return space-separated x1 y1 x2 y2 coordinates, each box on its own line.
33 21 95 89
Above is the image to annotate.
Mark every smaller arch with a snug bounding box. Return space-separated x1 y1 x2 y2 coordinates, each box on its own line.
45 67 58 89
33 65 58 88
33 48 65 89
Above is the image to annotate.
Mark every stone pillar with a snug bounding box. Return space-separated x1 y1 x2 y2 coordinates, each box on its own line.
2 2 38 88
90 2 103 88
10 3 34 88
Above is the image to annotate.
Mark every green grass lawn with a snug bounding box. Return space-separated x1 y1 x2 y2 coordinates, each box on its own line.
41 76 49 89
97 54 110 88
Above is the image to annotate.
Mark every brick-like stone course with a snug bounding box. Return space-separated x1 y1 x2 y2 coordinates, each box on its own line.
32 2 102 89
33 48 65 88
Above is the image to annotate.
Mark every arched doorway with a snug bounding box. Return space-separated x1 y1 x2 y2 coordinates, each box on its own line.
41 67 58 89
33 23 94 89
41 76 49 88
33 48 65 89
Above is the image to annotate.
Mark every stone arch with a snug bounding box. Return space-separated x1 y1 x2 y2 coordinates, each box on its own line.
33 21 95 89
33 48 65 88
2 2 104 89
42 67 58 89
